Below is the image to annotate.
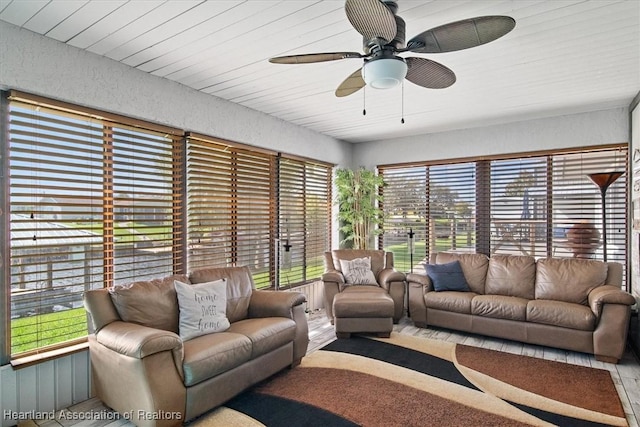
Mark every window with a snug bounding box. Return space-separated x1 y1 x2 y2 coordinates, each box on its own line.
379 162 477 272
278 157 332 288
186 134 276 288
488 149 627 265
550 149 626 265
6 92 182 357
186 135 332 289
379 166 427 272
3 92 332 360
379 145 628 281
489 157 548 258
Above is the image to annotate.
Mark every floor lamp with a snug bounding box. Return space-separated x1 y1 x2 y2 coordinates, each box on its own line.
587 172 624 262
407 227 415 317
407 227 415 274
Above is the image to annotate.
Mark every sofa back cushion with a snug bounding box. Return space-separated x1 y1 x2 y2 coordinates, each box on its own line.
434 252 489 294
535 258 607 305
189 266 254 323
109 274 190 333
485 255 536 299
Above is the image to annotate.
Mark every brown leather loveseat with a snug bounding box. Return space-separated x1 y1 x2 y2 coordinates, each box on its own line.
83 266 309 427
407 253 635 363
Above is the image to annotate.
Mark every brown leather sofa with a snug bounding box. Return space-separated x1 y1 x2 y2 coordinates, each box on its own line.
322 249 406 324
83 266 309 427
407 253 635 363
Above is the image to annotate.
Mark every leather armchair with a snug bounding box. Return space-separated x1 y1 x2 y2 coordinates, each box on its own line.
322 250 406 323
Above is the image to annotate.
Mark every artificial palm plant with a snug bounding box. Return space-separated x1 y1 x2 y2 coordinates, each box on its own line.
335 167 385 249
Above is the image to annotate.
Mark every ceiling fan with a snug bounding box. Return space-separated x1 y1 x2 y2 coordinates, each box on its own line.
269 0 516 97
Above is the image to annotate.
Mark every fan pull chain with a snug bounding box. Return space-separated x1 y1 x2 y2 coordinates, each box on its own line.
362 86 366 116
401 81 405 124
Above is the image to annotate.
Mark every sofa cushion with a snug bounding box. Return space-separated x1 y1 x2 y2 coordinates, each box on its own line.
175 279 230 341
485 255 536 299
435 252 489 294
109 274 190 333
339 256 378 285
227 317 296 359
190 266 254 323
526 299 596 331
425 261 470 292
425 291 476 314
535 258 607 305
182 332 252 386
471 295 529 321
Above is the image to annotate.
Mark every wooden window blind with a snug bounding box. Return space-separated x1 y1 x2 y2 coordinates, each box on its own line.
277 157 332 288
186 134 276 288
110 125 182 283
378 166 428 272
379 145 628 281
379 162 476 272
429 163 477 255
7 95 182 357
489 156 548 258
550 149 627 265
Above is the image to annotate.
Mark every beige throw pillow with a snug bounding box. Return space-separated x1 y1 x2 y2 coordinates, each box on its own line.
339 257 378 285
175 279 230 341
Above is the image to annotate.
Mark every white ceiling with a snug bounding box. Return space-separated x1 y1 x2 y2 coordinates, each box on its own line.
1 0 638 143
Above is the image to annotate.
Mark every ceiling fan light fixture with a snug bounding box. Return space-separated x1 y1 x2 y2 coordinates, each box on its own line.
362 58 407 89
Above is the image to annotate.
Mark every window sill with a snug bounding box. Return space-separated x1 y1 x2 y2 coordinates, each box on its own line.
10 340 89 370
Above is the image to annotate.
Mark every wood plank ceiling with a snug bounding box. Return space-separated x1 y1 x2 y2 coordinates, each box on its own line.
1 0 638 143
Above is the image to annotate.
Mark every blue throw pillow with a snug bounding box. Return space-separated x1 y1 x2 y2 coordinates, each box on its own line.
425 261 470 292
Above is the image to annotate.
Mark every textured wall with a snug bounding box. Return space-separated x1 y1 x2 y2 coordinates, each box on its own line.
0 21 352 168
352 108 629 169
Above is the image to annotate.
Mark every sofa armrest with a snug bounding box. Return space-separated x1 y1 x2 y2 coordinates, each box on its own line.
378 268 405 288
407 272 433 292
248 290 306 319
588 285 636 316
322 270 345 284
96 320 183 359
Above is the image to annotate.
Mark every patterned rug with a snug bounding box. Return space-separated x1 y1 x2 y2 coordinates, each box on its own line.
192 333 627 426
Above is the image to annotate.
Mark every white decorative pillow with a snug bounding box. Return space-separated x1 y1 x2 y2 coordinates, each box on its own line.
339 257 378 285
174 279 230 341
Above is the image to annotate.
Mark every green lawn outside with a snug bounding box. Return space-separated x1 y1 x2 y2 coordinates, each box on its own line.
252 262 325 289
11 307 88 355
11 262 325 355
73 221 172 243
386 234 475 272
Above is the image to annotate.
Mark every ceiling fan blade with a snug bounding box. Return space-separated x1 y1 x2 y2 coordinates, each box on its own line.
405 57 456 89
407 16 516 53
335 68 365 97
345 0 397 43
269 52 364 64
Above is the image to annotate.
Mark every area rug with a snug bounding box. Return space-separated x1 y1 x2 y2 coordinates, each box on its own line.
193 333 628 427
